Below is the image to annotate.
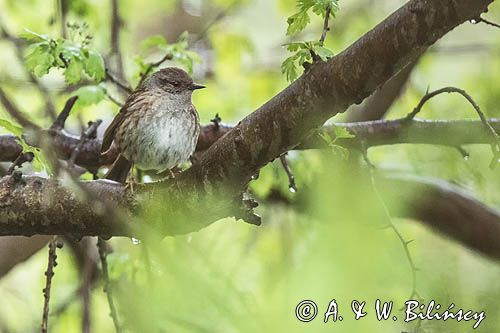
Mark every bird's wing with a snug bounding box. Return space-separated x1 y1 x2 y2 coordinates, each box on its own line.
101 88 154 154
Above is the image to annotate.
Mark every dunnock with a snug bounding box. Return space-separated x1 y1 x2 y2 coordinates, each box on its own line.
101 67 205 182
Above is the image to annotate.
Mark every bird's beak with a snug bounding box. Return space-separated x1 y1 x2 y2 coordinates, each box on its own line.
190 83 206 90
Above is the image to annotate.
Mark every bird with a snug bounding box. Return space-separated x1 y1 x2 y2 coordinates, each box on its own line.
101 67 205 183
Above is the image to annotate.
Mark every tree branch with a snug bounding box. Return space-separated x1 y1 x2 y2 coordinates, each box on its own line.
346 58 419 122
381 175 500 260
1 172 499 260
2 117 500 169
319 5 331 46
109 0 125 82
0 86 40 129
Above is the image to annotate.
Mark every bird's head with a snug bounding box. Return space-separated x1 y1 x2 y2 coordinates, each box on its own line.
145 67 205 95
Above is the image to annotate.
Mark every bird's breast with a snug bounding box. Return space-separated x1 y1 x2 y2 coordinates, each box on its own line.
120 100 200 171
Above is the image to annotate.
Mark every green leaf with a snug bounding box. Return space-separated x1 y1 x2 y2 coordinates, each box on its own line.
20 28 50 42
314 45 334 61
25 44 55 77
284 42 307 52
333 126 355 139
72 85 106 106
32 149 53 174
312 0 340 16
0 118 51 173
0 118 23 137
281 56 299 82
22 28 105 84
286 11 310 35
318 126 355 150
64 60 84 84
318 130 333 144
61 41 82 60
286 0 340 36
330 144 350 160
141 35 168 51
318 128 352 160
83 49 105 81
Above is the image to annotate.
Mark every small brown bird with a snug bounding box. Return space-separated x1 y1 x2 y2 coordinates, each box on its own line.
101 67 205 183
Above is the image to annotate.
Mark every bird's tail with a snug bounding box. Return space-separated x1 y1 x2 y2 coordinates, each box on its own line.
105 154 132 183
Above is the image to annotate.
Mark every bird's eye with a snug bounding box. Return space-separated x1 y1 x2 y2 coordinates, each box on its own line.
172 82 179 87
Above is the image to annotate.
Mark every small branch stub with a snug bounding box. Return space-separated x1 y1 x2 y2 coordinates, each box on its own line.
41 237 62 333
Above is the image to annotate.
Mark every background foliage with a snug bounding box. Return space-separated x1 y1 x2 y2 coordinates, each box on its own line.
1 0 500 332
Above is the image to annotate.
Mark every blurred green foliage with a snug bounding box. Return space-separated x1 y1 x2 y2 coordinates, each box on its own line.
0 0 500 332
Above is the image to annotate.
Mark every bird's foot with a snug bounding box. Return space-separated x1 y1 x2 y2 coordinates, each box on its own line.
167 167 183 179
125 174 138 194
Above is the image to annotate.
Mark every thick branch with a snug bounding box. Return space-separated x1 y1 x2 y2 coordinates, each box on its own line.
1 173 499 260
2 118 500 168
346 58 419 122
381 176 500 260
0 175 133 237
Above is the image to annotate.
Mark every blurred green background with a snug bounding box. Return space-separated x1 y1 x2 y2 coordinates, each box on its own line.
1 0 500 332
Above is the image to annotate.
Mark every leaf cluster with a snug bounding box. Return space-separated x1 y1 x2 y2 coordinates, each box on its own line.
281 41 333 82
286 0 339 36
21 26 105 84
318 125 355 160
281 0 339 82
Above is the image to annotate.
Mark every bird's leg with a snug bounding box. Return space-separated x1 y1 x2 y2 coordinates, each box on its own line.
167 168 176 179
125 164 138 193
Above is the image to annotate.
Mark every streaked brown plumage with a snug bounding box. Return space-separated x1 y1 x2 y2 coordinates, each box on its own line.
101 67 205 183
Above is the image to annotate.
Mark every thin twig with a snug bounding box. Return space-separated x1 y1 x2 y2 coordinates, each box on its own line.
473 16 500 29
104 88 124 107
136 2 239 88
455 146 469 159
137 53 173 87
279 153 297 192
7 152 34 174
75 237 97 333
37 97 79 177
193 2 239 44
50 96 79 131
0 86 40 129
406 87 500 168
359 141 375 169
368 169 423 305
105 70 133 94
68 120 103 168
41 238 63 333
59 0 68 38
210 113 222 131
319 5 332 46
97 237 121 333
109 0 125 82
